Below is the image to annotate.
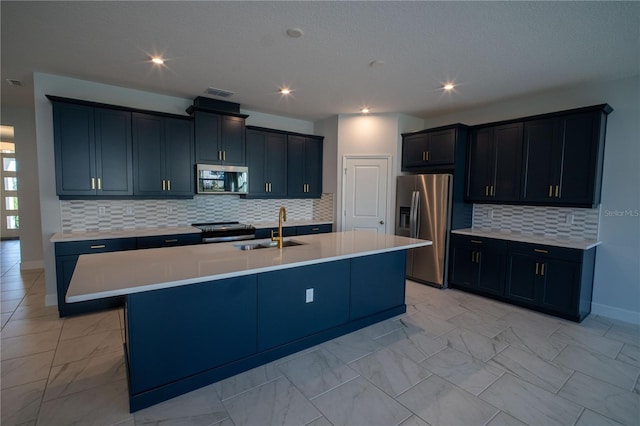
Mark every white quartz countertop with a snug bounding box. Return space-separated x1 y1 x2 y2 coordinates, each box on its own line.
67 231 431 302
451 228 601 250
50 226 201 243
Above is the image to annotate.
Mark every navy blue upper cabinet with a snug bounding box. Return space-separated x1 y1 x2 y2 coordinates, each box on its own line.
466 122 523 203
132 113 194 197
522 108 610 207
287 135 323 198
402 126 458 170
246 129 287 198
53 102 133 196
194 111 246 166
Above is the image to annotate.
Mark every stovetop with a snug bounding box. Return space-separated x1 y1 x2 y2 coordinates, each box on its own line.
191 221 255 232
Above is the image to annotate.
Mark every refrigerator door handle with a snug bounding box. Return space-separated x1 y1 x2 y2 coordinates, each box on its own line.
410 191 419 238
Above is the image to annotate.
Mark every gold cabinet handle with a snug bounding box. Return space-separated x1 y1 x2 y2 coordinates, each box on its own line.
265 183 268 192
549 185 553 197
471 251 475 263
535 262 539 275
540 263 545 276
91 178 96 190
97 178 101 190
485 186 489 196
555 185 559 198
471 240 483 244
222 151 226 161
162 180 166 191
164 239 178 243
476 252 481 263
90 244 106 249
490 185 494 197
167 180 171 191
534 248 548 254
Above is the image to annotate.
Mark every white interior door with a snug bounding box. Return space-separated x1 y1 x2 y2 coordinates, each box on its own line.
343 156 390 233
1 153 19 239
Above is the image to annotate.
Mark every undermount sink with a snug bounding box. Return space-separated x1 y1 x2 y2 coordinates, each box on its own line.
235 240 306 251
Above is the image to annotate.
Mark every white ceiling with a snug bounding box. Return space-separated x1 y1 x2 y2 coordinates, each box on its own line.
1 1 638 121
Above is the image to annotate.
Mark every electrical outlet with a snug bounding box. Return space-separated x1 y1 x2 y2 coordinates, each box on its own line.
98 206 107 216
487 209 494 219
565 213 574 225
166 206 174 214
305 288 314 303
124 206 134 215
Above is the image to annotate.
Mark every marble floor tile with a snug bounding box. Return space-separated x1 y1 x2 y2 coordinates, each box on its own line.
17 293 47 308
398 414 430 426
493 326 566 361
1 299 21 313
223 376 321 426
0 379 47 426
357 318 403 339
215 363 282 401
414 297 469 321
10 304 59 320
44 350 126 401
304 416 333 426
59 309 121 341
437 327 508 362
134 383 230 426
550 325 624 358
1 312 11 328
554 345 640 390
447 310 508 339
617 343 640 368
1 289 26 301
277 348 358 399
421 347 503 396
456 295 514 320
1 350 54 389
559 372 640 426
487 345 573 393
321 329 382 364
605 321 640 346
399 311 457 340
479 373 583 426
1 328 60 361
397 374 499 426
213 418 236 426
52 329 123 366
313 377 412 426
497 310 562 338
561 314 613 337
486 411 527 426
374 328 430 363
575 409 625 426
36 379 132 426
1 314 63 339
350 346 431 397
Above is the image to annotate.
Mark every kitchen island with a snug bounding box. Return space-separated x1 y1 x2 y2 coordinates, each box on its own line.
67 230 432 412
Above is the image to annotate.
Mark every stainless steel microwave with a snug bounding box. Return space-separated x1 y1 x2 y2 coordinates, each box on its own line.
196 164 248 194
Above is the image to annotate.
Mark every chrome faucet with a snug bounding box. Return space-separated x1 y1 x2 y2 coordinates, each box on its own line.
271 206 287 249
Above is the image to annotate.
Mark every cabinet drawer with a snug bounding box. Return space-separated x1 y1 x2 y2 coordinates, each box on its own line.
136 233 201 249
507 241 582 262
451 234 507 250
296 224 332 235
254 226 296 239
55 238 137 256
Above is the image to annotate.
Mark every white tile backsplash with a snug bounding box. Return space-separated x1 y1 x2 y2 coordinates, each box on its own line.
60 194 334 232
472 204 599 240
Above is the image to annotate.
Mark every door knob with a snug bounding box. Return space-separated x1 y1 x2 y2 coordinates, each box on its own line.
379 220 385 225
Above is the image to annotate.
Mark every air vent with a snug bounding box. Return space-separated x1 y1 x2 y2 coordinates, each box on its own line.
206 87 234 98
6 79 23 87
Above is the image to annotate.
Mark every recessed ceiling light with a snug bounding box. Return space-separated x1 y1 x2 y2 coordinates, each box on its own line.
443 83 455 91
361 108 370 114
286 28 304 38
150 56 164 65
280 88 292 95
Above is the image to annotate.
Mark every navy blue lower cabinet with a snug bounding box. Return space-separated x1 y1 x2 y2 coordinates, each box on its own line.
126 275 258 395
136 233 201 249
257 260 350 351
350 251 406 320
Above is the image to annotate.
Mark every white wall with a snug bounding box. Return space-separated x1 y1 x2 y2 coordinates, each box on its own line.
423 75 640 324
1 105 43 268
32 72 315 305
243 110 313 135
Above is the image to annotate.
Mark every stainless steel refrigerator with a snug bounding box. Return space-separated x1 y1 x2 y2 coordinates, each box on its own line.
395 174 453 288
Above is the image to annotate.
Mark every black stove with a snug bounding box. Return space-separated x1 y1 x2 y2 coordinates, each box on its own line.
192 222 256 243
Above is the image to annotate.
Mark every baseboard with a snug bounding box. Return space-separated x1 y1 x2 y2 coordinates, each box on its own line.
591 302 640 325
45 294 57 307
20 260 44 270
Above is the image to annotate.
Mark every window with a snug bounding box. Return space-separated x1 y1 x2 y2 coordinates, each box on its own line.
7 215 19 230
5 197 18 210
3 177 17 191
2 157 16 172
